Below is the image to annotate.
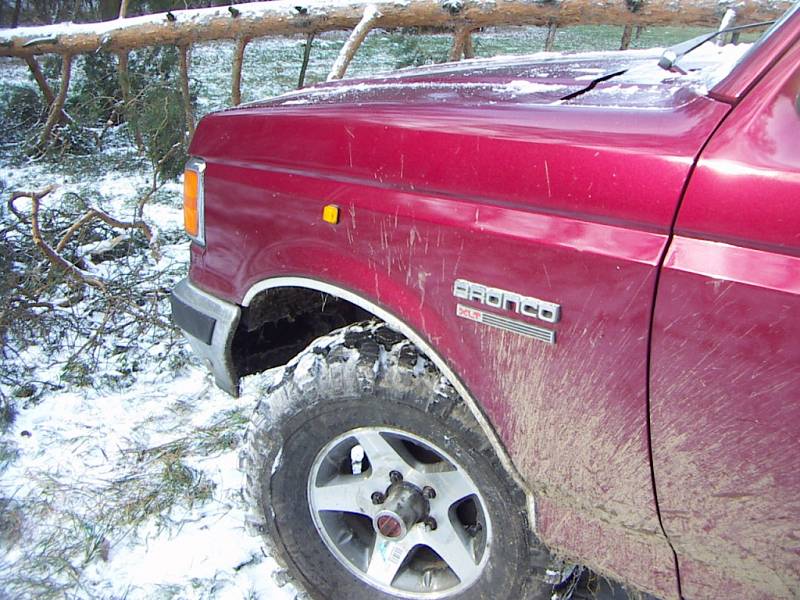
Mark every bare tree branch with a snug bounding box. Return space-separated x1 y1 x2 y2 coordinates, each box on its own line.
38 54 73 151
116 51 144 151
298 32 315 89
448 25 472 61
328 4 381 81
25 56 55 106
231 36 248 106
55 207 156 258
11 186 107 289
10 185 162 293
178 44 195 140
544 21 558 51
463 30 474 59
620 24 633 50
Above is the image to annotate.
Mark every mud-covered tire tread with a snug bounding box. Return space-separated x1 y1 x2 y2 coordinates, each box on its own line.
242 322 555 599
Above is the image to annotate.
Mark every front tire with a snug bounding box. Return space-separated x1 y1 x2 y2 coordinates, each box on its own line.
242 323 549 599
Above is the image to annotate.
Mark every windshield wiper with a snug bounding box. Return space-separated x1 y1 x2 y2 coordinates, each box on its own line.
658 20 775 72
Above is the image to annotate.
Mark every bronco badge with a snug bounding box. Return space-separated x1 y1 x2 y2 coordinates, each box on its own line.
453 279 560 344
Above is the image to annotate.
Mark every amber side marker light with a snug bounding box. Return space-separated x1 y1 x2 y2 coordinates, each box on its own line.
322 204 340 224
183 159 206 245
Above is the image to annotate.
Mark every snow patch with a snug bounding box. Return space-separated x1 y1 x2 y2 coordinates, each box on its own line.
499 79 568 95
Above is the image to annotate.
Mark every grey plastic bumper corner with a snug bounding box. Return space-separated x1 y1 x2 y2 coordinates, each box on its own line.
170 278 241 397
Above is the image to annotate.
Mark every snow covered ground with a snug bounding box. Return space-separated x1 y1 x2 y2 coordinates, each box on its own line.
2 364 300 599
0 25 730 599
0 154 303 597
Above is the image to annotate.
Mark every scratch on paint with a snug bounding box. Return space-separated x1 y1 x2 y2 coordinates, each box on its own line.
710 280 733 302
417 270 429 309
381 221 389 250
453 239 465 274
663 316 682 333
543 264 552 289
400 154 405 179
620 276 649 316
409 226 419 248
544 160 552 199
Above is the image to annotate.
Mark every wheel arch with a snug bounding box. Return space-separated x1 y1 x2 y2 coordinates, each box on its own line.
238 275 537 532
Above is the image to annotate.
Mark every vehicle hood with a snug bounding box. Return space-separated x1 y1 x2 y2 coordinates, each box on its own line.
192 46 739 231
244 44 745 111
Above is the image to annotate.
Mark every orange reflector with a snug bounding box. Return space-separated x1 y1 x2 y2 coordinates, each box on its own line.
184 169 199 238
322 204 340 224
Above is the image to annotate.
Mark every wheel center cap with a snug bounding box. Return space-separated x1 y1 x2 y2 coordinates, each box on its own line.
376 514 404 538
372 482 429 541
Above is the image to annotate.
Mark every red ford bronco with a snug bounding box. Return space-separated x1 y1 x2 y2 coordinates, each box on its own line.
171 6 800 599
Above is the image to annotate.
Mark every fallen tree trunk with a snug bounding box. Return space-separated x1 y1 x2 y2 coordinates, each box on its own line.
0 0 791 58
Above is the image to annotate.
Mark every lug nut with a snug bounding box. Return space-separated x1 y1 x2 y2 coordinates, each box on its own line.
389 470 403 483
424 517 437 531
422 486 436 499
371 492 386 505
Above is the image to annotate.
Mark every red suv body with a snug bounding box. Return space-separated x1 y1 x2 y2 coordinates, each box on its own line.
171 8 800 598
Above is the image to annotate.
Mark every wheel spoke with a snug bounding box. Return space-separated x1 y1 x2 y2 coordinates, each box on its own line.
366 531 419 587
307 425 490 594
311 475 371 516
425 468 477 509
425 521 478 584
353 430 407 475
